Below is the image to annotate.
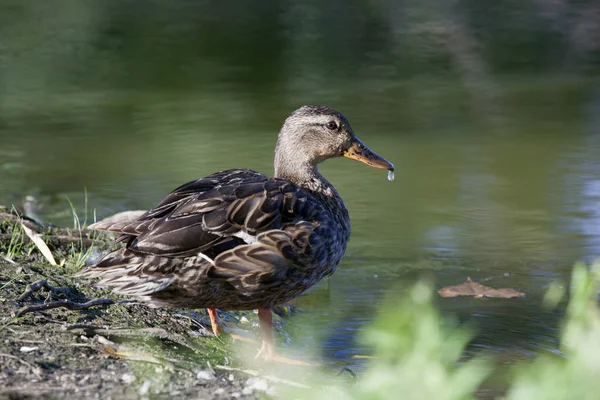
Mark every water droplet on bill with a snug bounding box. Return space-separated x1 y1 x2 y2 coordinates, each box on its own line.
388 170 395 181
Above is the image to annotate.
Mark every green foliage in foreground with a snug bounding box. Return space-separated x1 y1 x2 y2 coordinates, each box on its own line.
358 283 491 400
313 281 492 400
311 262 600 400
506 263 600 400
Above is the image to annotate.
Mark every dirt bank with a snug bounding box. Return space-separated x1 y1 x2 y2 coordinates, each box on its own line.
0 210 318 399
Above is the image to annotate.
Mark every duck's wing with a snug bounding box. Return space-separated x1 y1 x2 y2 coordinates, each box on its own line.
88 169 263 236
82 169 327 303
88 168 316 258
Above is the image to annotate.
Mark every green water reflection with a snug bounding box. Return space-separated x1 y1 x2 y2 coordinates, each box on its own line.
1 0 599 376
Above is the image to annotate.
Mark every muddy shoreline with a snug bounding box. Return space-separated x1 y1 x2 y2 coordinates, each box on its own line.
0 210 321 399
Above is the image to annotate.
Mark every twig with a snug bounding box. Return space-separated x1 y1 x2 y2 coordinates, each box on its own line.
94 335 184 373
0 234 103 248
35 313 74 325
214 365 310 388
66 326 198 350
0 353 42 378
18 280 57 302
15 339 45 344
50 235 103 247
170 313 213 336
0 384 98 394
63 323 111 331
15 298 114 318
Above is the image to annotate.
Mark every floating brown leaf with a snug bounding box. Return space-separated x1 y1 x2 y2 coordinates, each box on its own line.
438 277 525 299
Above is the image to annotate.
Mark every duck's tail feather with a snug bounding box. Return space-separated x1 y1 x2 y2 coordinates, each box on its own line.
76 248 177 296
87 210 149 235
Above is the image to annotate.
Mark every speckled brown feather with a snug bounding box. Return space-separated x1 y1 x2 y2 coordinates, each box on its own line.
79 168 350 310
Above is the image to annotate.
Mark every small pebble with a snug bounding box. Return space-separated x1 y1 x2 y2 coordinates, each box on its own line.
228 373 234 381
20 346 38 353
214 388 225 395
139 380 151 396
121 373 136 384
196 370 215 381
243 377 269 395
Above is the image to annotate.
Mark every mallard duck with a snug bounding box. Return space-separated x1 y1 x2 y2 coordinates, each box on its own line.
79 105 393 363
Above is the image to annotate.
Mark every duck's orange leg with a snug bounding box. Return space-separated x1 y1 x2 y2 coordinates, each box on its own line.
207 308 221 336
207 308 257 343
255 308 275 359
255 308 314 365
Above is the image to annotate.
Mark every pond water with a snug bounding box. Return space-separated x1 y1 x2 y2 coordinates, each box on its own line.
1 1 600 387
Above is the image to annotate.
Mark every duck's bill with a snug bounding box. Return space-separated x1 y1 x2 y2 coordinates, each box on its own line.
342 137 394 171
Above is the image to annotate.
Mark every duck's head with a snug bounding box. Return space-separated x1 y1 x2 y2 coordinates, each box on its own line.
274 105 394 182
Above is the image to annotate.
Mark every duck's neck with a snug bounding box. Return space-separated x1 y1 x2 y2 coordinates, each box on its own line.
274 157 313 184
274 155 339 200
275 148 350 242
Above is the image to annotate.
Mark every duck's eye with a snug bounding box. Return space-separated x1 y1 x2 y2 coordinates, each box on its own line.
326 121 338 130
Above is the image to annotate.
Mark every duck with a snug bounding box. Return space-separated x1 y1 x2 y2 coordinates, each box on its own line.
78 105 394 363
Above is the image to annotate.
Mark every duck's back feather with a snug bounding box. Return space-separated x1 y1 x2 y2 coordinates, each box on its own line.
80 168 346 309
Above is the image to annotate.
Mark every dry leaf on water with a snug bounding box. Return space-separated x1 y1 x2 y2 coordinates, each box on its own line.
438 277 525 299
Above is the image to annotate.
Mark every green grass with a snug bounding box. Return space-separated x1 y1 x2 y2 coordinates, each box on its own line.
0 206 35 262
1 194 100 273
63 191 99 272
4 219 24 262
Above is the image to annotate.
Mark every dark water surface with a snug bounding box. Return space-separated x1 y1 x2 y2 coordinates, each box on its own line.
1 0 600 377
